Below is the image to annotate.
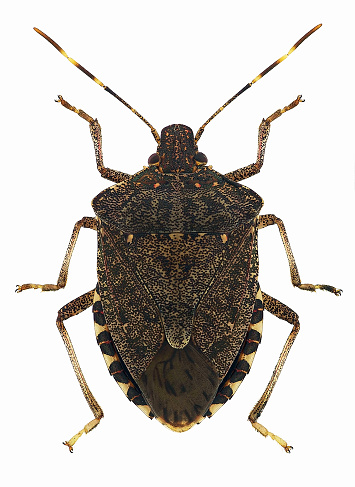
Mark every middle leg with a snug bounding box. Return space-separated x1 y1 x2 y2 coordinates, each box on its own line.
16 216 97 293
258 214 342 295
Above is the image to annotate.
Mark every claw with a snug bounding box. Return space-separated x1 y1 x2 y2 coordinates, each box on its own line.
63 441 74 453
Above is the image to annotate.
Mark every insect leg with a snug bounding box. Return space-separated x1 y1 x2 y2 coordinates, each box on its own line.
56 289 103 452
16 216 97 293
248 291 299 453
56 96 131 183
225 95 303 182
258 214 342 295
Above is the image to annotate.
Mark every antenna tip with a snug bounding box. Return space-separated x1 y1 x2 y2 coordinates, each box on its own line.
34 27 45 37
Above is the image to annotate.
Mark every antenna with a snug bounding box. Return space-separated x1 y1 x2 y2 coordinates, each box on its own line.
194 24 322 143
33 28 160 144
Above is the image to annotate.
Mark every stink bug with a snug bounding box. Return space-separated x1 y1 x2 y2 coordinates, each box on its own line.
16 24 341 453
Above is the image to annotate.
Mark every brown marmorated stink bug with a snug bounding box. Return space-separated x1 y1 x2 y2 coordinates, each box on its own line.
16 24 341 453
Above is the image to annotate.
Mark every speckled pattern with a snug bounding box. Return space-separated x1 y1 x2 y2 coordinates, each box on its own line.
94 164 262 369
92 166 262 234
93 124 263 431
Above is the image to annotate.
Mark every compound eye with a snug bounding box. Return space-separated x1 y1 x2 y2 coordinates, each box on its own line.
194 152 208 165
148 153 161 165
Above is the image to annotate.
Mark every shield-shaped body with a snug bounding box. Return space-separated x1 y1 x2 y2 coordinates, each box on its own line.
92 128 264 430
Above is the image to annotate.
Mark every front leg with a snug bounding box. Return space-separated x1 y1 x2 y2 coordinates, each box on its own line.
16 216 97 293
56 96 131 183
225 95 303 182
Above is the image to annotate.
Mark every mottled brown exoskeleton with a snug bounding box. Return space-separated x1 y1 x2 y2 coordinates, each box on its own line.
17 24 341 453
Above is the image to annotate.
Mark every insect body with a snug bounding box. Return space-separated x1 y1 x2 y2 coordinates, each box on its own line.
16 25 341 453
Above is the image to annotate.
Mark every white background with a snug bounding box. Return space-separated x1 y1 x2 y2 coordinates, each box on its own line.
2 1 354 485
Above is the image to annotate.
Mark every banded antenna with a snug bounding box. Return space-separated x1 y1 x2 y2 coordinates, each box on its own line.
34 25 321 146
33 27 161 144
194 24 322 143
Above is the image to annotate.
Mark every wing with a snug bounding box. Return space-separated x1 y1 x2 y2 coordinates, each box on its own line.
96 220 164 381
135 221 259 429
193 220 259 377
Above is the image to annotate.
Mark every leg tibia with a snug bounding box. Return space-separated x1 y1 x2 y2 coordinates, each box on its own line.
89 119 131 183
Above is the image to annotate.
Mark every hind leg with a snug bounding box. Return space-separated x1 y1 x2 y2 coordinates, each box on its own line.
248 291 300 452
56 289 103 452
